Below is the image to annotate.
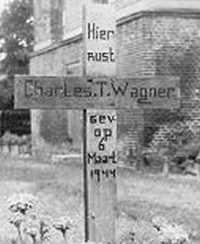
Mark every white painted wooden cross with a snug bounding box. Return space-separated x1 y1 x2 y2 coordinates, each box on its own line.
14 2 179 244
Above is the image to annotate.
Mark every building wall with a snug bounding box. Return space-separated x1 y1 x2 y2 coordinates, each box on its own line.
30 38 83 155
33 0 52 50
63 0 84 39
31 0 200 156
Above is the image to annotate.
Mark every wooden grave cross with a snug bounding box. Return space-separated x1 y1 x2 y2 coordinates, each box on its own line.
14 2 179 244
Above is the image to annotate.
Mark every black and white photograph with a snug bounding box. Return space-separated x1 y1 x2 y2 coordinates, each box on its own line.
0 0 199 243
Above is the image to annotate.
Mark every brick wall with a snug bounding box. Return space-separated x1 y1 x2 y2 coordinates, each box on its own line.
31 0 200 157
116 13 200 160
141 14 200 147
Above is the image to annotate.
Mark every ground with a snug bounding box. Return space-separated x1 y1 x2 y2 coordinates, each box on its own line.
0 156 200 244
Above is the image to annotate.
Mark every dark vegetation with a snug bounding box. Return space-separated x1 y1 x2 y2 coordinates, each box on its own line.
0 0 33 135
0 0 34 77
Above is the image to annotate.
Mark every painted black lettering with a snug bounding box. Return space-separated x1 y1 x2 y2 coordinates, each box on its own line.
88 153 96 164
149 87 157 97
110 169 116 178
87 22 114 41
63 82 72 97
44 87 54 97
130 88 138 98
102 169 109 178
109 151 117 164
107 30 115 39
99 115 106 124
90 115 97 124
102 52 109 62
25 80 33 97
167 87 176 98
96 155 102 164
138 88 148 103
109 47 115 62
34 81 43 96
111 81 128 96
107 115 117 123
90 169 101 182
158 87 166 97
88 153 115 164
103 128 112 140
98 137 105 151
87 52 95 61
94 169 101 182
102 156 108 164
55 87 64 96
88 23 95 39
95 25 99 39
83 87 92 97
95 52 102 62
87 49 115 62
94 128 101 137
97 81 107 97
74 87 82 97
100 30 106 40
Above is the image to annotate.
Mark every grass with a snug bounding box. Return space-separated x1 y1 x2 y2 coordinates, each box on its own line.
117 168 200 243
0 156 200 243
0 156 84 244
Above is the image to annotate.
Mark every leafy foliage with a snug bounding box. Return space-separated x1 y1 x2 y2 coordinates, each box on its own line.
0 0 33 109
0 0 34 76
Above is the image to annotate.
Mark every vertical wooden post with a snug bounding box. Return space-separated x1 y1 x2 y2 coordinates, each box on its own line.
82 4 89 242
86 110 117 243
83 109 89 241
83 1 117 243
162 158 169 176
